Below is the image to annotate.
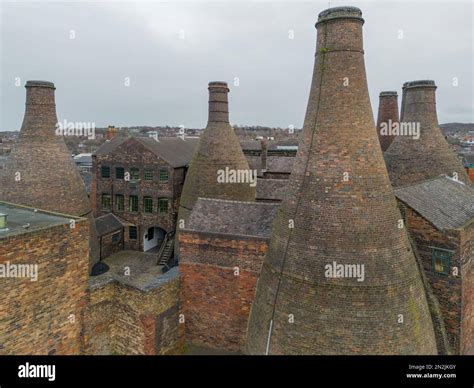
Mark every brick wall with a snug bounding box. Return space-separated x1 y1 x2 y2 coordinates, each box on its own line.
179 231 268 352
82 269 184 355
461 222 474 354
93 138 184 251
467 167 474 183
403 206 463 353
99 229 124 259
0 219 89 355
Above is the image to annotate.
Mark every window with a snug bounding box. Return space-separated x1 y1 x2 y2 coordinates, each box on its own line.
116 167 125 180
159 168 169 182
115 194 124 211
144 197 153 213
112 232 121 244
101 166 110 178
101 194 111 210
130 167 140 181
129 195 138 212
431 247 453 276
158 198 169 213
129 226 137 240
144 169 154 181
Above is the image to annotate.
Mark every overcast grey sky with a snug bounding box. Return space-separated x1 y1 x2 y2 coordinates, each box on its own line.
0 0 472 131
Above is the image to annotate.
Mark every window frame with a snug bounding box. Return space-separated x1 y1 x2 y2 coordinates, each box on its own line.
159 168 169 182
430 246 453 276
130 167 140 181
158 198 169 214
101 193 111 210
111 232 121 244
101 165 111 179
115 167 125 180
144 169 154 181
129 195 139 212
143 196 153 213
115 194 124 212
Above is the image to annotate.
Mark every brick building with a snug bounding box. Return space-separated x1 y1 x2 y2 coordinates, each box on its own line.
0 201 89 355
246 6 438 355
395 176 474 354
83 251 183 355
91 136 198 258
179 198 278 352
463 154 474 182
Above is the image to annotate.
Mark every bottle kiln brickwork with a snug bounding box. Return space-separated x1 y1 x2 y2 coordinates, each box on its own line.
176 82 255 257
376 91 399 152
245 7 438 355
384 80 469 186
0 81 99 269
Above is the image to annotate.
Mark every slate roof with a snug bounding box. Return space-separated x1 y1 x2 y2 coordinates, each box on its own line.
266 156 294 173
256 178 289 201
94 136 199 167
245 155 295 175
186 198 279 238
95 213 128 236
240 140 262 151
246 156 262 173
394 175 474 230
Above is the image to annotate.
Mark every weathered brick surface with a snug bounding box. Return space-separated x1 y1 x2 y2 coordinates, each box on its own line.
246 7 437 355
99 229 124 259
0 219 89 355
82 271 184 355
0 81 99 269
177 82 256 258
376 91 399 152
385 81 469 186
402 205 474 354
93 137 181 252
460 223 474 354
179 231 267 352
467 167 474 183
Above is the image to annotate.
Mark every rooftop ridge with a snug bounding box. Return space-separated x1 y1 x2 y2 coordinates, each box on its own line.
196 197 276 206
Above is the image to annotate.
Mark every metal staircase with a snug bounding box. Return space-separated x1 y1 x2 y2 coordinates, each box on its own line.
156 231 175 266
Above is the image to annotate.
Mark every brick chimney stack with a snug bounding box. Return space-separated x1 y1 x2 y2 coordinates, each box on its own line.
207 81 230 124
245 7 437 355
0 80 100 270
106 125 118 141
385 80 469 186
376 91 399 152
20 81 58 141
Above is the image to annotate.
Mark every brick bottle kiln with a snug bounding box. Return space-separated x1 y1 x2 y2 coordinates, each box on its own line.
245 7 438 355
0 81 99 269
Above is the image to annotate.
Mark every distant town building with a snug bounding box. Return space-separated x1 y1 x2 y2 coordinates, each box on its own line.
463 154 474 182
